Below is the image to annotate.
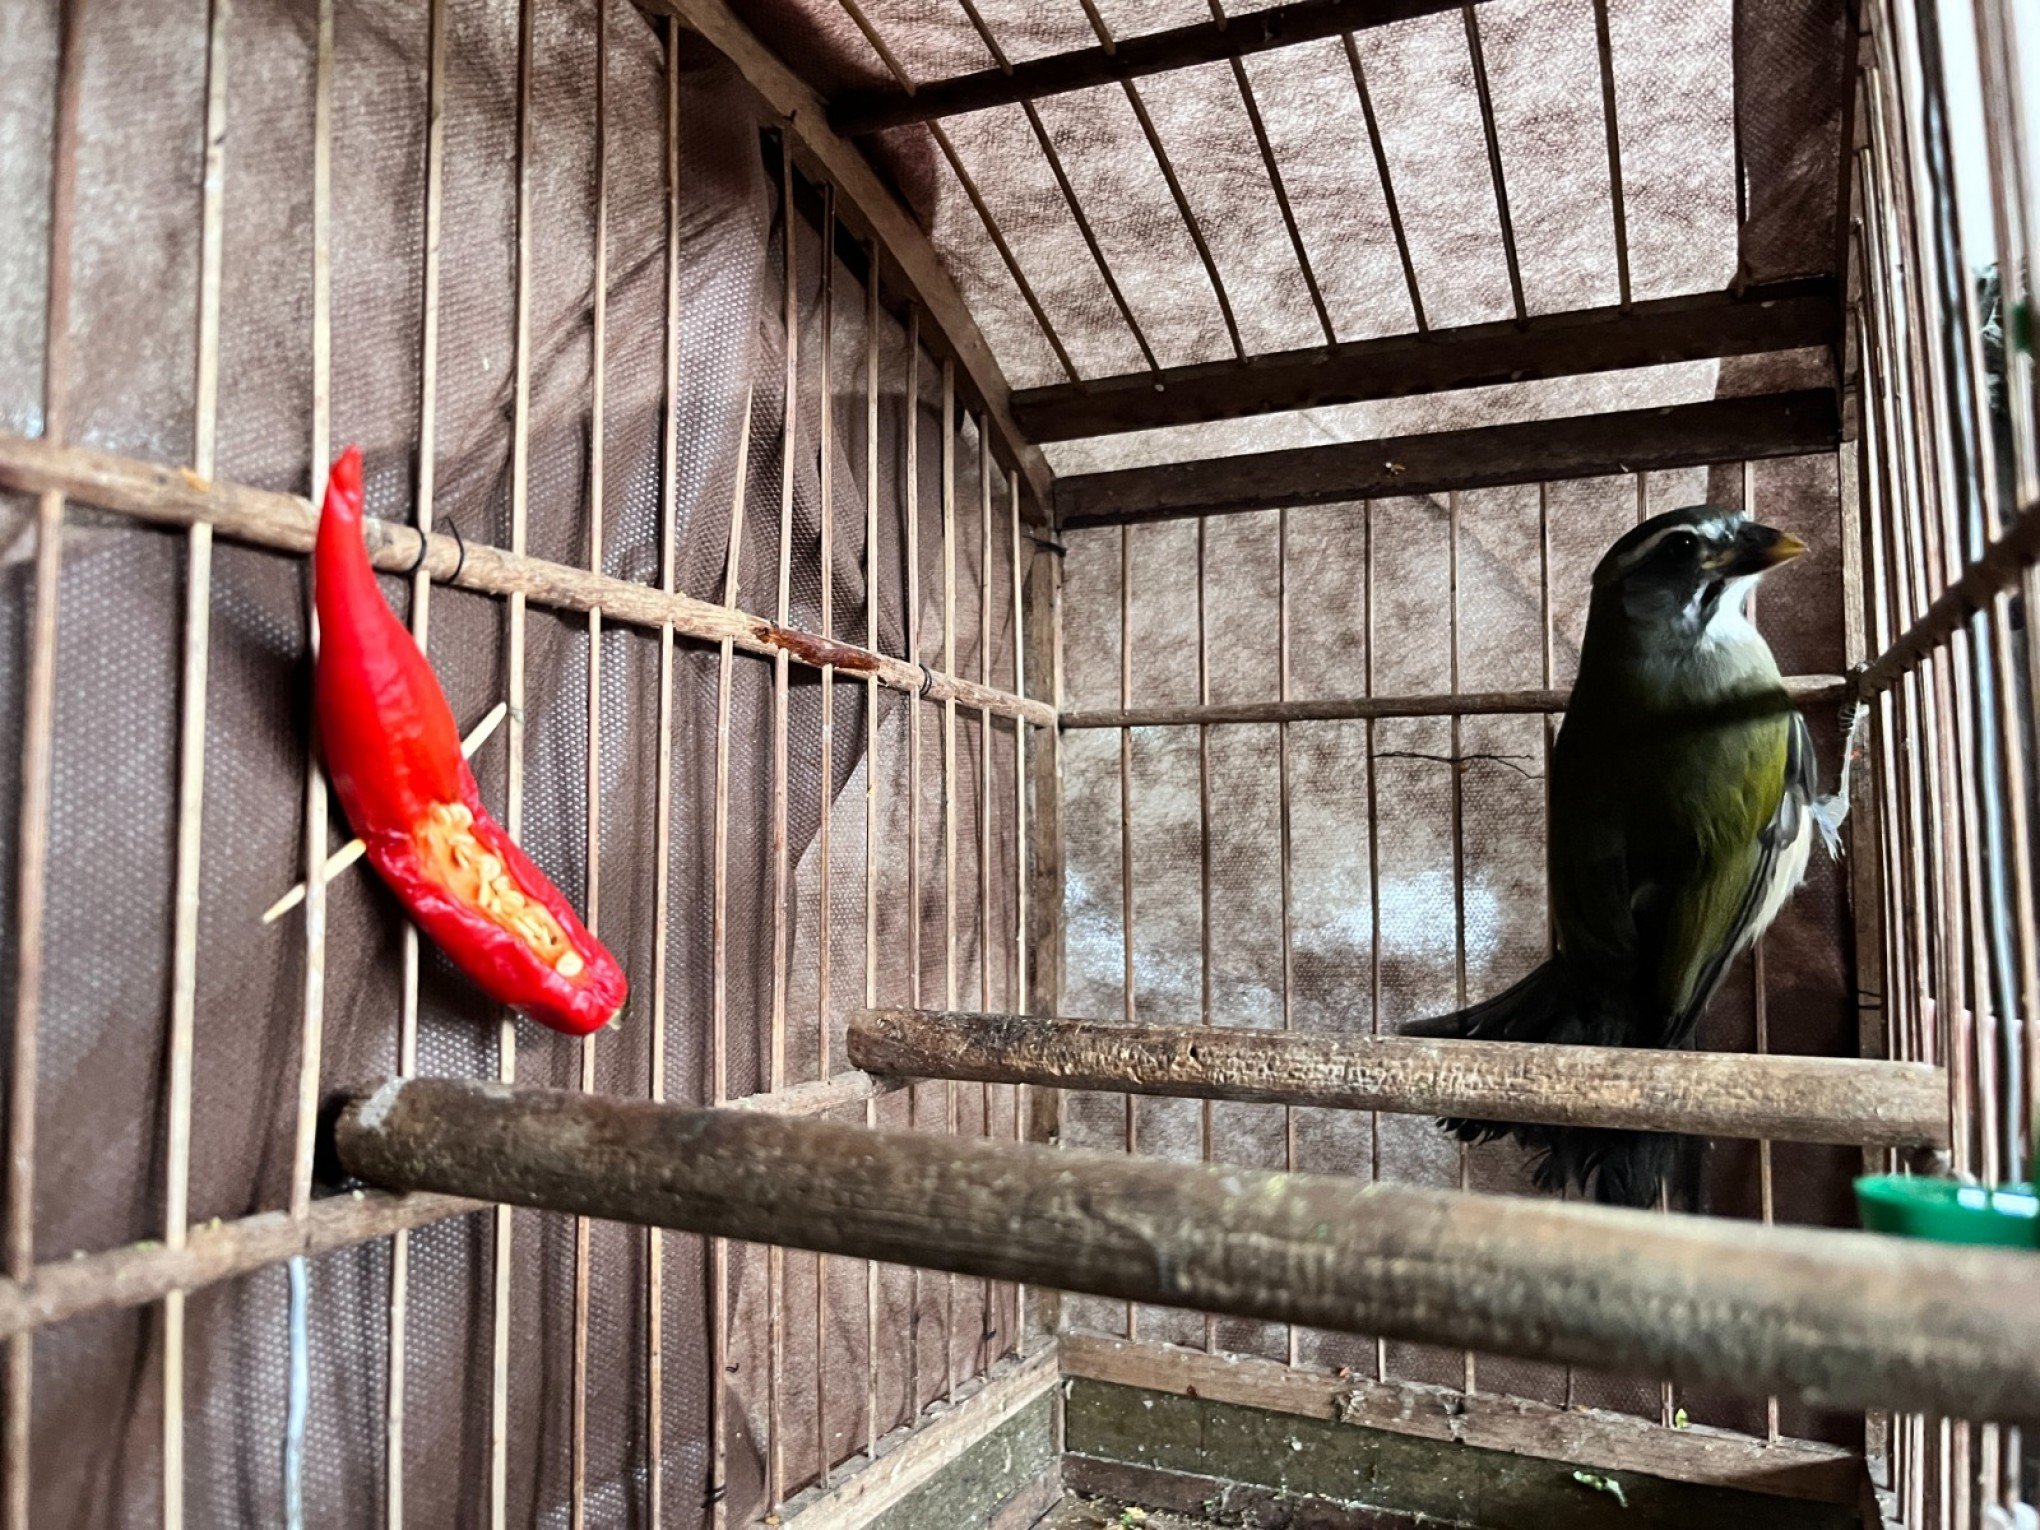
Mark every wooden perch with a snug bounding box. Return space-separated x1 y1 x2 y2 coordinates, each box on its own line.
846 1009 1947 1148
329 1076 2040 1425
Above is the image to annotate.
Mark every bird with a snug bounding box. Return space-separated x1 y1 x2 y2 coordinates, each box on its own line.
1401 504 1861 1209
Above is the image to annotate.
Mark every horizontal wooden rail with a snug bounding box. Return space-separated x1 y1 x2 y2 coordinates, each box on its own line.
1009 280 1838 441
0 1191 482 1344
329 1076 2040 1424
846 1009 1948 1148
1060 1336 1865 1505
1060 674 1849 730
0 1068 898 1342
0 434 1053 728
1859 493 2040 694
828 0 1485 135
1054 392 1841 528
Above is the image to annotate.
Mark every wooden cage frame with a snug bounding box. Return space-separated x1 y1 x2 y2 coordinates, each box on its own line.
1 0 2038 1526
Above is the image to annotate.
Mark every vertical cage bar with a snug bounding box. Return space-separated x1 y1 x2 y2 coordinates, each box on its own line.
1363 499 1384 1385
1117 520 1136 1343
1009 470 1029 1353
976 418 995 1378
1197 515 1215 1358
1745 458 1780 1444
490 0 538 1516
6 0 80 1514
385 0 448 1516
1446 491 1474 1396
284 12 337 1525
940 360 959 1403
861 240 881 1463
570 9 610 1522
815 179 836 1489
164 0 229 1518
903 307 922 1421
293 0 335 1224
709 386 755 1530
1276 507 1298 1371
645 25 681 1523
765 124 796 1517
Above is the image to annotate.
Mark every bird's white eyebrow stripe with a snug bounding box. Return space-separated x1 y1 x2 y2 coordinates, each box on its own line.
1610 525 1688 575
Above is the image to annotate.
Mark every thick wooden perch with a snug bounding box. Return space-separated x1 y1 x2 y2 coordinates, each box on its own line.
329 1076 2040 1425
846 1009 1947 1148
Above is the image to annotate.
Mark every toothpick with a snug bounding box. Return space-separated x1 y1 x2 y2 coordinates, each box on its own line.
261 701 509 924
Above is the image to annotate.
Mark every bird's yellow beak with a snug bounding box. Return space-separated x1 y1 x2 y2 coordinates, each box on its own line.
1720 525 1807 575
1760 530 1809 566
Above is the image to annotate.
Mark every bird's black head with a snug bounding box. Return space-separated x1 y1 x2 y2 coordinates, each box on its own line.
1591 505 1806 632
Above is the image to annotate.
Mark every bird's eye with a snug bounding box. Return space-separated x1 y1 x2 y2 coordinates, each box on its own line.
1664 530 1699 556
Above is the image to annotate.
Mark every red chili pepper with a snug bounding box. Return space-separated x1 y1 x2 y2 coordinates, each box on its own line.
312 445 626 1036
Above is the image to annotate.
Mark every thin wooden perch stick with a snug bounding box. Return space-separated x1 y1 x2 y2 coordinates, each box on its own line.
845 1008 1949 1149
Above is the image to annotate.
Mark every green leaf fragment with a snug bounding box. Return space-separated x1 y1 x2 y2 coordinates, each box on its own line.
1572 1470 1629 1509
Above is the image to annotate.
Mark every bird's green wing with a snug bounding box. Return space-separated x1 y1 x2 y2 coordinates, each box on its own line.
1648 708 1802 1036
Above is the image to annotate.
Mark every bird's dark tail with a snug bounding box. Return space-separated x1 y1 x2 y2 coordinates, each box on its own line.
1400 961 1702 1210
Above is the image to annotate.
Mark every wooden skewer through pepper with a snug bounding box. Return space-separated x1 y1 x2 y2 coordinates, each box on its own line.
313 445 627 1036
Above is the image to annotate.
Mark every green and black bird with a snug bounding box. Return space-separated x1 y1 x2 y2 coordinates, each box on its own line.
1402 506 1854 1208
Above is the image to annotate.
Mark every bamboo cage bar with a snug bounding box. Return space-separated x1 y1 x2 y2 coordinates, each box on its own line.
5 0 79 1506
765 125 796 1512
940 362 960 1405
569 13 611 1519
829 0 1487 134
1062 672 1849 729
383 0 450 1516
846 1009 1949 1149
643 23 682 1522
860 233 882 1465
161 0 230 1512
814 177 837 1490
1009 278 1840 440
0 434 1052 730
328 1076 2040 1427
1053 391 1842 527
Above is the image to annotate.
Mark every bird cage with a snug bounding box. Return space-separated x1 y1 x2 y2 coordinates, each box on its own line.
0 0 2034 1527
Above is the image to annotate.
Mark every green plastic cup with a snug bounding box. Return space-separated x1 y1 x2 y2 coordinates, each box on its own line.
1855 1174 2040 1248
